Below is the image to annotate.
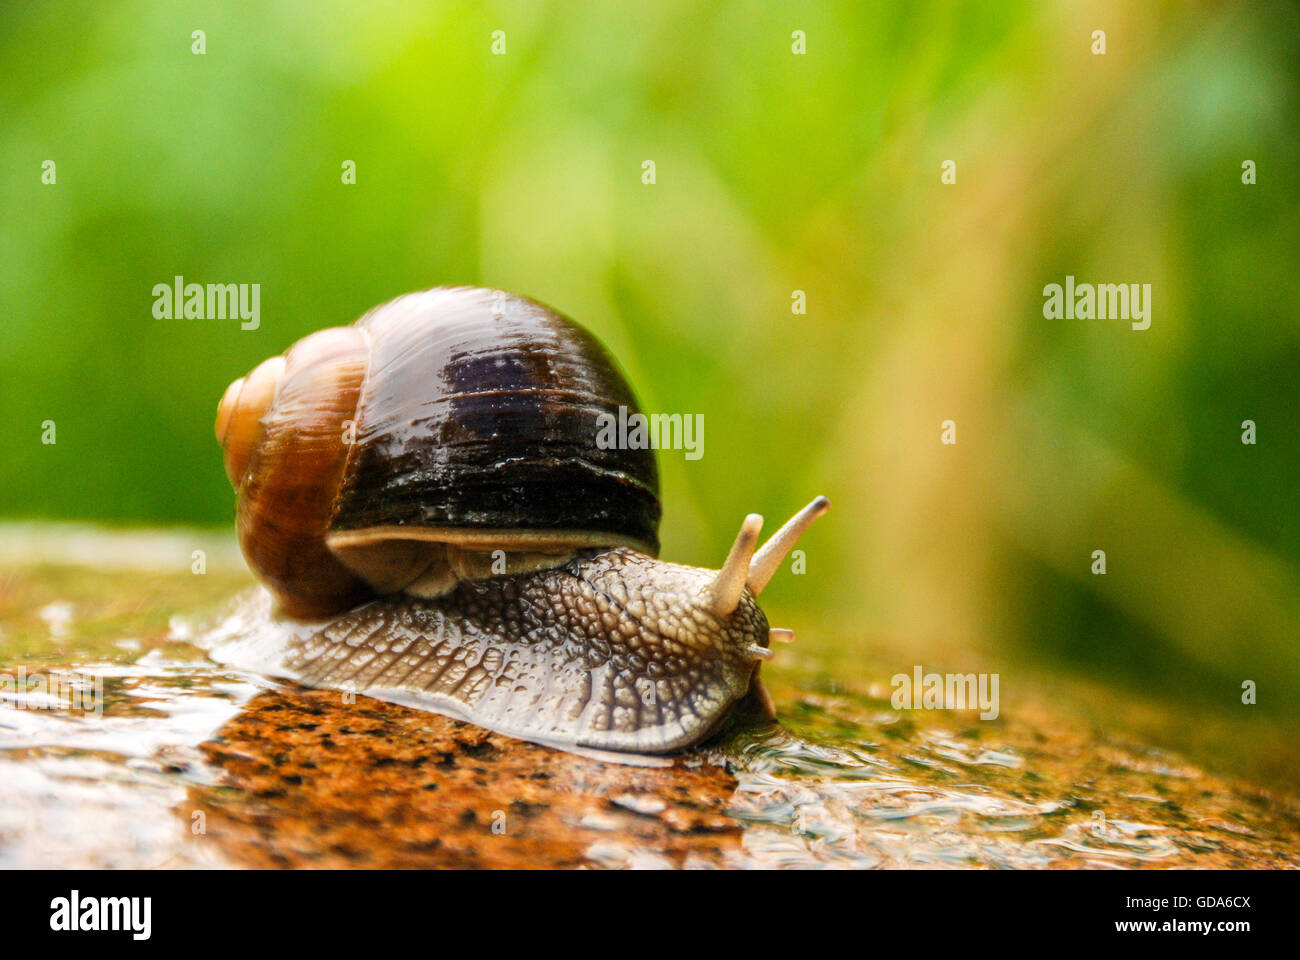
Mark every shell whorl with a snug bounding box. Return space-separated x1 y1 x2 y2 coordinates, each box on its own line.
224 326 373 618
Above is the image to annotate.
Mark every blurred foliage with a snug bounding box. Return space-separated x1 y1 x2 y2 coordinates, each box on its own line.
1 2 1297 729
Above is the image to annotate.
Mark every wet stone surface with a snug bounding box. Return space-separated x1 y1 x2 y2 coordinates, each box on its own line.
2 549 1298 869
195 688 742 869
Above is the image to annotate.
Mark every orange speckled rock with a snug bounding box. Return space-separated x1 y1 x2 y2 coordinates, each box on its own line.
192 688 743 868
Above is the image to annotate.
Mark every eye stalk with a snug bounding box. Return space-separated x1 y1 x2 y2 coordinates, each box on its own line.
704 495 832 649
703 513 764 618
747 495 832 595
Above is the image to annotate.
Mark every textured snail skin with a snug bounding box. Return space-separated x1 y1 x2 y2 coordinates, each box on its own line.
209 548 770 756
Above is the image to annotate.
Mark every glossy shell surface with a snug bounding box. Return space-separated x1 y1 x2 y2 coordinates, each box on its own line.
335 288 660 550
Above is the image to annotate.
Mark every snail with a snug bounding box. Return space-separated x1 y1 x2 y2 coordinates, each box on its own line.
209 286 829 759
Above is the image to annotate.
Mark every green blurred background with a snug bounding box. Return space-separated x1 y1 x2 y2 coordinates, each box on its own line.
2 2 1297 775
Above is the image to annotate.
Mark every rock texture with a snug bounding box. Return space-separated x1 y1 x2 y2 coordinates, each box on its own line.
194 688 743 868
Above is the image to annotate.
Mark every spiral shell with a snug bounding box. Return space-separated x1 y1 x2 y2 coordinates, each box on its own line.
216 287 661 619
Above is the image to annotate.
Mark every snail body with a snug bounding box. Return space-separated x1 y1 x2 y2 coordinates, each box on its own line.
211 287 828 757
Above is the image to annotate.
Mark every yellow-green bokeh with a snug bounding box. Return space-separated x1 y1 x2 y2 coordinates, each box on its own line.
2 2 1297 753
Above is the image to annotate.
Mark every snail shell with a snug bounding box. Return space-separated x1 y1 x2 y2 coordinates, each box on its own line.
216 287 660 619
211 286 829 757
